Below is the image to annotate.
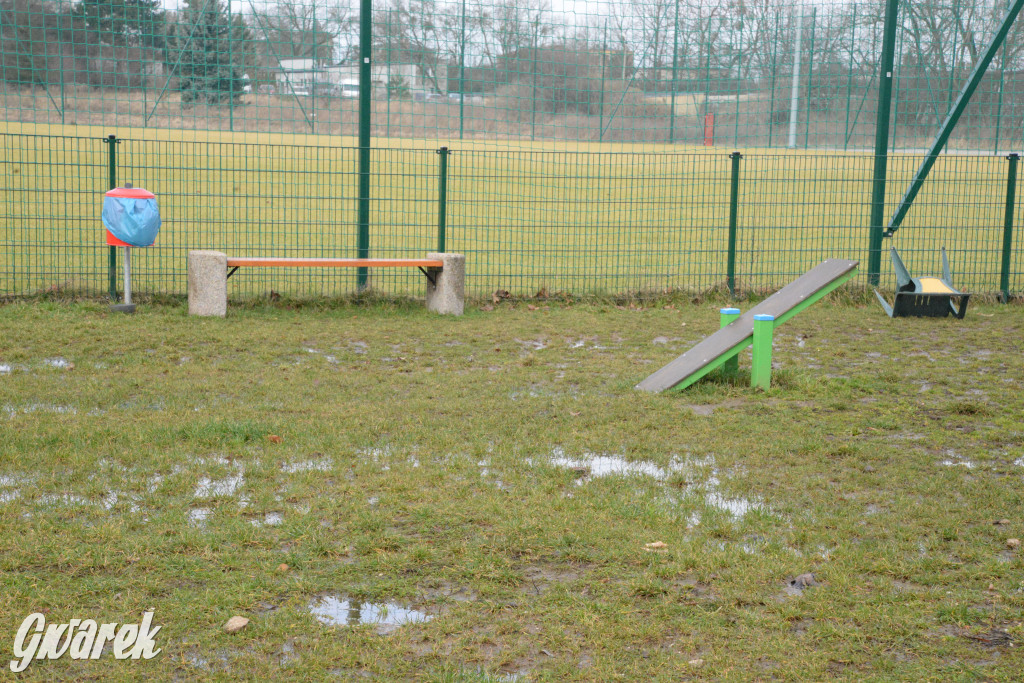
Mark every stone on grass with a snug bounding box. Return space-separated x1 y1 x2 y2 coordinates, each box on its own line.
223 616 250 634
1008 538 1021 550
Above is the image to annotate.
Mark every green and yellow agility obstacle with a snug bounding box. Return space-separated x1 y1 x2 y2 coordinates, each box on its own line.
637 260 859 393
873 247 970 319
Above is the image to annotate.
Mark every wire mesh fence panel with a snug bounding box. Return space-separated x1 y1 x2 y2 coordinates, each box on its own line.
447 149 730 295
4 0 1024 151
2 131 1022 299
887 153 1011 292
0 133 107 294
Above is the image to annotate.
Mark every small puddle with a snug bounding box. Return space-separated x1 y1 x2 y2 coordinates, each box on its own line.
4 404 77 418
0 364 11 374
251 512 284 527
940 459 976 469
43 357 73 369
188 508 210 528
308 595 432 630
1014 457 1023 468
281 457 333 474
195 473 244 498
547 450 764 519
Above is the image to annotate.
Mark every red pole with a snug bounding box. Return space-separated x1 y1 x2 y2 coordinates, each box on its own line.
703 113 715 146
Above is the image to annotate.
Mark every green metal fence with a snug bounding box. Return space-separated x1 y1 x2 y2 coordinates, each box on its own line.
2 132 1020 299
5 0 1024 151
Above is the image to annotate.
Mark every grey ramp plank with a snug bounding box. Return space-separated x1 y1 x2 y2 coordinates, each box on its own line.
636 260 859 393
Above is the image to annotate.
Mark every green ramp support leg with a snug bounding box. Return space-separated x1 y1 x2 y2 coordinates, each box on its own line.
751 314 775 390
720 308 741 375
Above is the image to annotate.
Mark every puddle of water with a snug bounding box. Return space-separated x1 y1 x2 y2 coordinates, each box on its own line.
188 508 210 528
348 341 368 354
0 364 11 374
550 449 678 483
940 459 976 469
281 457 333 474
514 338 547 351
38 493 90 506
102 491 141 513
547 450 764 519
308 595 432 629
280 640 298 667
43 357 73 369
251 512 284 528
704 488 762 517
0 490 21 503
1013 457 1023 468
195 473 244 498
4 404 77 418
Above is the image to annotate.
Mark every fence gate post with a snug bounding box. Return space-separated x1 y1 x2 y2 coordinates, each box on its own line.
727 152 742 297
1001 153 1018 303
103 134 119 301
436 147 449 253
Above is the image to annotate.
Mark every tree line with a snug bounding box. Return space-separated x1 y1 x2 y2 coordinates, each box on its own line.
2 0 1023 125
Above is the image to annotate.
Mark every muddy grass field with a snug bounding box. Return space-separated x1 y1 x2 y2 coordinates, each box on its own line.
0 295 1022 680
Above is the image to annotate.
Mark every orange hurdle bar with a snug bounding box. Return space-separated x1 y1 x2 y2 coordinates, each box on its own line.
225 258 444 268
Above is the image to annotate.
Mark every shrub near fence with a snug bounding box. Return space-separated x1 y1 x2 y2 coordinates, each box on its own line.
1 132 1021 300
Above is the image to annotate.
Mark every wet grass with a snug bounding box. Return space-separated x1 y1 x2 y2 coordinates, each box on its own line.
1 296 1023 680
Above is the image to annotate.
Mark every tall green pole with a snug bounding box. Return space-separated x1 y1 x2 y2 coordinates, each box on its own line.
948 0 960 112
668 0 679 144
1000 153 1018 302
803 7 816 149
436 147 448 252
867 0 900 285
767 14 779 147
356 0 372 289
386 8 392 138
890 14 904 151
104 135 118 301
994 0 1010 154
458 0 466 140
703 17 712 122
734 20 742 146
531 20 539 140
844 4 856 151
228 0 234 132
727 151 742 297
598 20 607 142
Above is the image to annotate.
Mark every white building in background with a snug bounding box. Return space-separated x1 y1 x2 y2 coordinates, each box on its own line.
274 60 430 97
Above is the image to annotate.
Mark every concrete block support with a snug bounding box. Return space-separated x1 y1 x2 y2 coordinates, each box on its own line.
188 250 227 317
425 252 465 316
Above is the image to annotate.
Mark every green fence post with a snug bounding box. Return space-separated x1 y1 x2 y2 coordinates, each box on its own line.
436 147 448 253
457 0 466 140
727 151 742 297
1001 153 1018 303
751 314 775 390
844 4 856 151
599 20 607 142
386 8 392 138
720 307 741 375
356 0 372 290
867 0 900 285
669 0 679 144
803 7 816 149
767 14 779 147
103 134 119 301
531 20 539 141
